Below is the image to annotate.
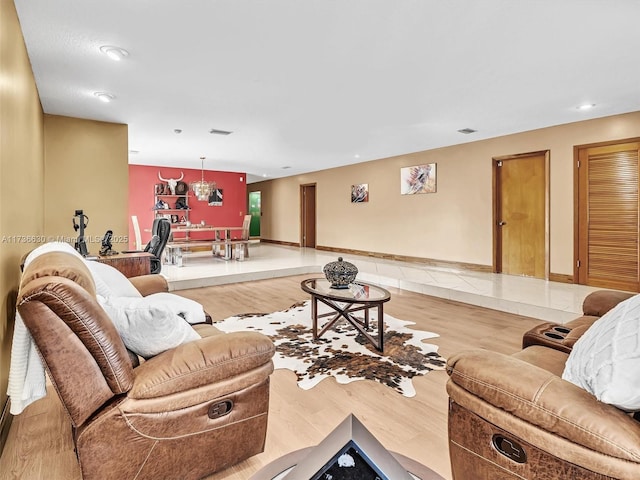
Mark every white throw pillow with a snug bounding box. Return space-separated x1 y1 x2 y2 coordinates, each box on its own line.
98 295 200 358
562 293 640 411
144 292 206 325
85 260 142 299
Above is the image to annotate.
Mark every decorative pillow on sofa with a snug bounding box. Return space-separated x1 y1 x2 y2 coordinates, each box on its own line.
98 295 201 359
85 260 142 298
144 292 206 325
562 293 640 411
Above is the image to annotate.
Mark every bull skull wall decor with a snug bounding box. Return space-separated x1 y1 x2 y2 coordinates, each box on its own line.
158 171 184 195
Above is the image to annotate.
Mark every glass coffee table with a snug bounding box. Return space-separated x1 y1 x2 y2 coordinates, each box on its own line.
300 278 391 352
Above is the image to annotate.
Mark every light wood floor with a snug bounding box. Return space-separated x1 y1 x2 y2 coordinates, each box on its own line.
0 274 543 480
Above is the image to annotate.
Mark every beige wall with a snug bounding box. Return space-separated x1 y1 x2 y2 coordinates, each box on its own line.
0 0 45 436
0 0 130 440
44 115 129 252
250 111 640 276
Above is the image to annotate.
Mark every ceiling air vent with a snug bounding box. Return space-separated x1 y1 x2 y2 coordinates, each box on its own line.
457 128 477 134
209 128 233 135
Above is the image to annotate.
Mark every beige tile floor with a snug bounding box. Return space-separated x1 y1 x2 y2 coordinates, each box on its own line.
161 242 612 323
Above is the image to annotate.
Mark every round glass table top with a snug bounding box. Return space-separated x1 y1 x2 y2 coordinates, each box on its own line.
301 278 390 302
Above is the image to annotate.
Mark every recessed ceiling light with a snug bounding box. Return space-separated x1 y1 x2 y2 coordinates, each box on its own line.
577 103 596 110
354 154 360 159
174 129 182 134
457 128 477 134
94 92 115 102
281 166 291 169
100 45 129 61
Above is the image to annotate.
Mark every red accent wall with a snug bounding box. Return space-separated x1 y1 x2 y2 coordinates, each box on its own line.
128 165 247 248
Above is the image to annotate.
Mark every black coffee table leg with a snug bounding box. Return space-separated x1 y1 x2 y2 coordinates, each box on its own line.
311 294 318 339
377 304 384 351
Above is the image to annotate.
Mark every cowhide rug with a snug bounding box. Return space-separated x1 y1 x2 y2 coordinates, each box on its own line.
214 300 446 397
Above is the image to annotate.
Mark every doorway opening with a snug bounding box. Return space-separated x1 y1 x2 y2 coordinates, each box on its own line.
300 184 316 248
248 191 261 237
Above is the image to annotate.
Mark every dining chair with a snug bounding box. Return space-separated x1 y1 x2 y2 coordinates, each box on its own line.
131 215 142 250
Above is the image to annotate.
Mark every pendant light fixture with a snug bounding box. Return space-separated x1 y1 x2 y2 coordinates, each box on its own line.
190 156 217 201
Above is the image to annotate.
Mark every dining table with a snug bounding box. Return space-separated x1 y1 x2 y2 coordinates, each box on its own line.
171 224 244 240
168 224 246 261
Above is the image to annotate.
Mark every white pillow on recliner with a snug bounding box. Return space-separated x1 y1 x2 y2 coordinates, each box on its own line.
562 293 640 411
85 260 142 298
98 295 200 359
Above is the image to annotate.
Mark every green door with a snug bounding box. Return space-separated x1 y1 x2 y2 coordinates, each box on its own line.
249 191 261 237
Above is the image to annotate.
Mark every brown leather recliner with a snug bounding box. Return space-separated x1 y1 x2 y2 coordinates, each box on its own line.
446 290 640 480
521 289 636 354
17 251 275 480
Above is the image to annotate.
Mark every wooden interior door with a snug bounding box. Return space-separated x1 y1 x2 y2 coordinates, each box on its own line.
300 184 316 248
494 152 549 278
576 141 640 291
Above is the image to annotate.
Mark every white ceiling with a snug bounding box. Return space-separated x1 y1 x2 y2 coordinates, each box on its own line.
13 0 640 183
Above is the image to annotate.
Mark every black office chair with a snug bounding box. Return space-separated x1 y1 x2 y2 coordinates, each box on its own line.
145 218 171 274
122 218 171 274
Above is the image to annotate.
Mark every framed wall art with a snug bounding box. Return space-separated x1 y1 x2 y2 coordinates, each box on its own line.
208 188 223 206
400 163 437 195
351 183 369 203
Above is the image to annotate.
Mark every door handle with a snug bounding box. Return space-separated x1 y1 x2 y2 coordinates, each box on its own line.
498 221 507 226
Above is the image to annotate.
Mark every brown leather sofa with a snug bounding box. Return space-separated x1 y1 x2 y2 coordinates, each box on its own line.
17 251 276 480
446 290 640 479
521 289 636 354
